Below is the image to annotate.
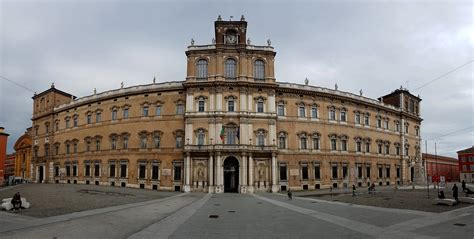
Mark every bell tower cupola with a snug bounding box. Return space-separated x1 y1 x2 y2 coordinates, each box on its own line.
215 15 247 47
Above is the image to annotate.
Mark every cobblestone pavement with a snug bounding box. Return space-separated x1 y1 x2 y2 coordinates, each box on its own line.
1 185 473 239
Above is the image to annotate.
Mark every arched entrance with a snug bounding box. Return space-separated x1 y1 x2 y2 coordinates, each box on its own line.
223 157 239 193
38 166 44 183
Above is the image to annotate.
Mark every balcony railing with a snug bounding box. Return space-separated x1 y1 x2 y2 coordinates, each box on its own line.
184 144 277 152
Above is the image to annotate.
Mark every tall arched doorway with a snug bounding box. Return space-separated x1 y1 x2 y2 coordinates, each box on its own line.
223 157 239 193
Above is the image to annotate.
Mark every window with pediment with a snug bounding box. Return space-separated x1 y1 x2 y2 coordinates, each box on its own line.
196 59 208 80
254 60 265 81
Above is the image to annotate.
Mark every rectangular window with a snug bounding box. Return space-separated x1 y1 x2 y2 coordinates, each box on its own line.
314 165 321 179
73 143 77 154
198 101 205 112
87 114 92 124
154 136 160 149
257 102 264 113
340 111 346 122
139 164 146 179
65 119 70 128
405 125 409 134
377 118 382 128
332 166 338 179
111 138 117 150
365 143 370 153
155 106 161 116
384 121 389 129
280 165 287 181
331 139 337 150
96 140 101 151
311 107 318 118
55 166 59 177
228 101 234 112
341 140 347 151
112 110 117 120
299 106 305 117
174 166 181 181
378 144 383 154
55 122 59 131
85 163 91 177
342 166 348 178
55 145 59 155
143 106 149 116
356 142 362 152
396 167 400 178
66 144 70 154
94 163 100 177
110 164 116 177
140 136 147 149
66 164 71 176
302 166 308 180
358 166 362 178
355 114 361 124
176 136 183 148
364 115 369 126
366 166 371 179
313 138 320 150
279 137 286 149
176 104 184 115
385 145 390 154
96 112 101 123
378 167 382 178
120 163 127 178
396 146 400 156
73 164 77 176
123 108 129 119
329 110 336 120
123 137 128 149
277 105 285 116
386 167 390 178
152 165 159 179
73 117 78 127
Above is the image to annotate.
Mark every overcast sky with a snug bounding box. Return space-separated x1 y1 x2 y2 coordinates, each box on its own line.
0 0 472 157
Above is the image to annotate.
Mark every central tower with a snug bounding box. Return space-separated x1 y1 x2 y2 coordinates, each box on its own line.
183 15 279 193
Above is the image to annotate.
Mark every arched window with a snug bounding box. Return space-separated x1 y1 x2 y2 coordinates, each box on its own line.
256 97 265 113
196 59 208 80
312 133 320 150
225 58 237 80
254 60 265 80
299 133 308 150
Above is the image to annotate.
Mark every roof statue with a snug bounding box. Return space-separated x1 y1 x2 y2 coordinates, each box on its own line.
121 82 124 88
190 38 195 46
247 38 251 45
212 38 216 44
335 83 338 91
153 77 156 84
217 15 222 21
93 88 96 94
360 89 363 96
267 39 271 46
241 15 245 21
305 78 309 85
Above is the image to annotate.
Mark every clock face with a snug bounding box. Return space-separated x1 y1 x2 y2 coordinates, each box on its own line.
225 34 237 44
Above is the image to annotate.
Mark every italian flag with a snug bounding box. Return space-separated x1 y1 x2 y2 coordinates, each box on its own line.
220 126 225 142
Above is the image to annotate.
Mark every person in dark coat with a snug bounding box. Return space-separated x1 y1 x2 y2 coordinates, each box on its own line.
452 184 458 202
11 192 22 210
352 184 356 197
287 189 293 200
461 180 466 192
438 190 445 199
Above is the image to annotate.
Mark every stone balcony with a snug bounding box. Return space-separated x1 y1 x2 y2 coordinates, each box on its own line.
184 144 277 153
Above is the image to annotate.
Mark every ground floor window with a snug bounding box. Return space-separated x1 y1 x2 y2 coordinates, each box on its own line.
314 165 320 180
139 163 146 179
342 165 348 178
280 164 287 181
73 164 78 176
332 165 338 179
301 165 308 180
110 163 116 177
94 162 100 177
174 165 182 181
120 161 127 178
386 167 390 178
152 161 159 180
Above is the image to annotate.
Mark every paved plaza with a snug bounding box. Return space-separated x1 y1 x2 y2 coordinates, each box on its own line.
0 185 473 239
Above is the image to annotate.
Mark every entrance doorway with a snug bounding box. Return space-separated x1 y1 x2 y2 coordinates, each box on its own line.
38 166 44 183
410 167 414 182
223 157 239 193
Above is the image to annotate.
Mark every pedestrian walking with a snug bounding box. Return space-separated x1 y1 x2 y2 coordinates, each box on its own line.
287 189 293 200
352 184 356 197
452 184 458 203
462 180 466 192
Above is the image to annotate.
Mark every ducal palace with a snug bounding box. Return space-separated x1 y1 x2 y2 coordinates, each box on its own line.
28 16 425 193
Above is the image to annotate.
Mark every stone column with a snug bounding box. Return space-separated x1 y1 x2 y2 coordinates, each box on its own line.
248 154 254 193
271 153 278 192
208 154 214 193
240 153 248 193
215 153 223 193
184 153 191 192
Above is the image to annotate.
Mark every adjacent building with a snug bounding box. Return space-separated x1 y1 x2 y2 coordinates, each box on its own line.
14 128 33 180
29 16 425 193
458 146 474 183
0 127 9 185
423 153 459 182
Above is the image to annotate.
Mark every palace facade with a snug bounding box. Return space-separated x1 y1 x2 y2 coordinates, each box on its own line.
29 16 425 193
